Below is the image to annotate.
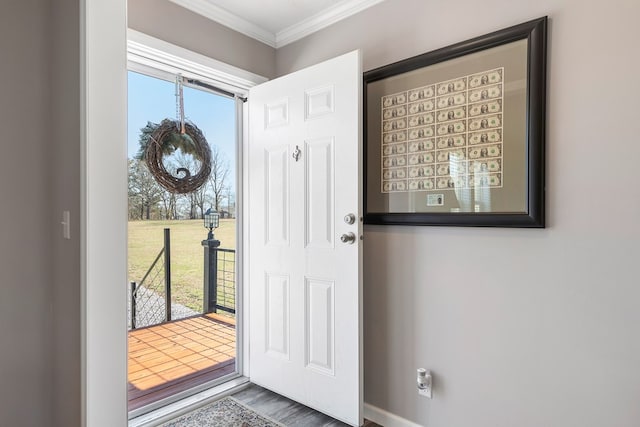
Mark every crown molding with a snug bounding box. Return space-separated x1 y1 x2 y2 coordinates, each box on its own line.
168 0 385 49
276 0 385 48
168 0 277 47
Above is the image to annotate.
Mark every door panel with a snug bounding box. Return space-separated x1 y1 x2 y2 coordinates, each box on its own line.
305 137 334 248
249 50 362 426
265 146 289 245
305 277 335 375
265 273 290 359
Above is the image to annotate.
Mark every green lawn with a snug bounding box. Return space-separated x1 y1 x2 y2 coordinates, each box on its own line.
128 219 236 311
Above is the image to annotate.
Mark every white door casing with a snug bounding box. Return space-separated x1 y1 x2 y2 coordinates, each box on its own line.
248 50 363 426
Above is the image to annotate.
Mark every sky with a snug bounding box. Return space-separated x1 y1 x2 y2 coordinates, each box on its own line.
127 71 237 190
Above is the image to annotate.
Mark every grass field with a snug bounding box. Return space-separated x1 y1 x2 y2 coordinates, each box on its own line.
128 219 236 311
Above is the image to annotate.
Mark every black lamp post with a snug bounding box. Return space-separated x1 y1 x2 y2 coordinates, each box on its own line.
204 208 220 240
202 208 221 314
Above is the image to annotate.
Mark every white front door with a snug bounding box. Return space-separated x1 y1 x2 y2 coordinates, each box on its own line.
248 50 363 426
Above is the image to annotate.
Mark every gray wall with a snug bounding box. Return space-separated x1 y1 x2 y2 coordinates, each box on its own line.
0 0 53 425
0 1 83 425
50 0 82 425
128 0 277 79
279 0 640 426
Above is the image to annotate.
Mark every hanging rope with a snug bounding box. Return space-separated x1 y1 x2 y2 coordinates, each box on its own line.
175 75 186 134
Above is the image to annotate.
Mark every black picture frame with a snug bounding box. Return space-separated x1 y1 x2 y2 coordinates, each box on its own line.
363 17 546 227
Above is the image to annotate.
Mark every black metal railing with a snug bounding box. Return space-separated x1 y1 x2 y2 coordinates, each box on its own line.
211 248 236 314
129 227 236 330
129 228 171 329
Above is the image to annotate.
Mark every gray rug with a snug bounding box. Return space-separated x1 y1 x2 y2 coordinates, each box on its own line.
160 396 285 427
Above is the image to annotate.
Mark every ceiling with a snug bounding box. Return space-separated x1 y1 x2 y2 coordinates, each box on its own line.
168 0 385 48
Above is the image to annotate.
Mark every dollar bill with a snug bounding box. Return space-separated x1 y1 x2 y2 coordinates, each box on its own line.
382 118 407 132
468 99 502 117
468 114 502 131
408 126 435 140
468 84 502 103
436 93 466 109
408 113 435 127
382 91 408 108
408 85 435 101
408 139 435 152
408 165 435 178
436 148 466 163
408 178 435 191
468 144 502 160
383 167 407 180
436 106 467 122
436 120 466 136
468 68 503 88
408 100 435 114
436 176 462 189
409 152 435 165
382 179 408 193
437 161 469 176
436 77 467 95
471 159 501 174
383 130 407 144
382 106 407 120
382 143 407 156
468 129 502 145
382 155 407 168
469 172 502 188
436 163 450 176
436 134 466 149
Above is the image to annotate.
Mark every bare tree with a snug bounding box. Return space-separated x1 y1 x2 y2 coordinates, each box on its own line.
128 159 162 220
192 184 208 219
208 146 230 212
158 188 177 220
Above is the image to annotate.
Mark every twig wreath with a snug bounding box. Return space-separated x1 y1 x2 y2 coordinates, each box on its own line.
140 76 212 194
143 119 212 193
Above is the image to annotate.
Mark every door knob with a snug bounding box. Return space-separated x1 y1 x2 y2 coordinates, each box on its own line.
344 213 356 225
340 232 356 244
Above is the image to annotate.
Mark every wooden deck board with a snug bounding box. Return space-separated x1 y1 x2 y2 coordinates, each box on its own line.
128 313 236 411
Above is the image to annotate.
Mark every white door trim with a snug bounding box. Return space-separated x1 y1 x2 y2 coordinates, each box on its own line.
81 0 128 425
81 16 268 425
127 29 267 94
124 29 263 418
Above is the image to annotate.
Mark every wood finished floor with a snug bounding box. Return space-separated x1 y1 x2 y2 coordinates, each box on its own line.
128 313 236 411
232 384 382 427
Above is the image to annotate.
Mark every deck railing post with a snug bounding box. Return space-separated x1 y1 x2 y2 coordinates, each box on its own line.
130 281 137 329
164 228 172 322
202 236 221 314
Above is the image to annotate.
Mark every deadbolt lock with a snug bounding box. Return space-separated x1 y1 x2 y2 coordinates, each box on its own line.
344 213 356 225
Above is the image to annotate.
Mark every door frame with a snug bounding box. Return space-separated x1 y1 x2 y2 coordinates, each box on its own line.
81 1 128 425
81 5 267 422
126 30 267 418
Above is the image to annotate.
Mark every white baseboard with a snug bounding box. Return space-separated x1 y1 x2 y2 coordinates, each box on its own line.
364 402 423 427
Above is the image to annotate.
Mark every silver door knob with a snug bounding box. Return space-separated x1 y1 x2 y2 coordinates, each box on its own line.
344 213 356 225
340 232 356 244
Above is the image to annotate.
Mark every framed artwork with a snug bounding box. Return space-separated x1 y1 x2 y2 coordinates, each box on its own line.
363 17 547 227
